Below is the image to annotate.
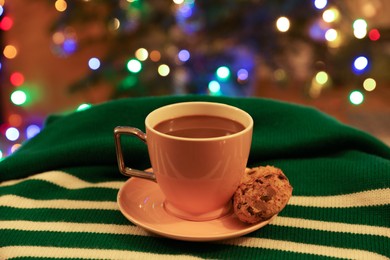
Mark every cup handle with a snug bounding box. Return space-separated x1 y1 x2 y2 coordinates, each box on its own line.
114 126 156 182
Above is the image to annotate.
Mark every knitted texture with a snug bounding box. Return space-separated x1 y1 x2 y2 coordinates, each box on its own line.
1 95 389 259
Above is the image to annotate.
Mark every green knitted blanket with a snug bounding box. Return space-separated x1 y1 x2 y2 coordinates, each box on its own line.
1 95 389 259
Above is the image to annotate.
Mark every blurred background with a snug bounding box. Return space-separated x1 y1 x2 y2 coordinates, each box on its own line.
1 0 389 158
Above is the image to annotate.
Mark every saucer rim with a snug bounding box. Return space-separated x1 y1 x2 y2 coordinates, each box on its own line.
117 177 275 242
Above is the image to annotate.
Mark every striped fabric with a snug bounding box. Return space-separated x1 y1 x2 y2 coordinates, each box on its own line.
1 95 389 259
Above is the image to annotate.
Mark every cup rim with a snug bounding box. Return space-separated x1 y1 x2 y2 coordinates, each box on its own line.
145 101 253 141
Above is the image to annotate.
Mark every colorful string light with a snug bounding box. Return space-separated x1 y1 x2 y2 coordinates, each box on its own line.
353 56 369 74
216 66 230 80
158 64 170 77
88 57 101 70
178 49 190 62
10 90 27 106
5 127 20 141
314 0 327 10
10 72 25 86
208 80 221 95
1 0 387 157
126 59 142 73
368 29 380 41
0 15 13 30
349 90 364 105
276 16 290 32
26 124 41 139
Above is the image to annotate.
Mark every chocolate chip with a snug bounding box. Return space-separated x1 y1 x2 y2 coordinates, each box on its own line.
261 195 272 202
247 206 255 215
247 170 256 175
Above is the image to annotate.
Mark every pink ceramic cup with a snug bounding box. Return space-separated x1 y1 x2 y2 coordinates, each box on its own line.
114 101 253 221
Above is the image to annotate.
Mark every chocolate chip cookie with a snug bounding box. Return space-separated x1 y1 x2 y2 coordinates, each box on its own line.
233 166 293 224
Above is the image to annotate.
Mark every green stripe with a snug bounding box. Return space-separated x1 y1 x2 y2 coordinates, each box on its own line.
281 205 390 227
0 207 129 225
248 225 389 257
1 221 388 257
0 180 118 201
0 230 349 260
2 204 388 228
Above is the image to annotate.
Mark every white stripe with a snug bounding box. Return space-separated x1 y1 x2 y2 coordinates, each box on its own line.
0 220 149 236
1 189 388 212
0 195 118 210
289 188 390 208
0 220 151 236
1 171 389 209
2 214 388 241
0 170 124 189
0 216 389 259
1 221 386 259
221 237 388 260
0 246 202 260
272 216 390 238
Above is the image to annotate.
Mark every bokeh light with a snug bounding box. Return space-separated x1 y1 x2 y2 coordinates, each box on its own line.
354 29 367 39
10 72 25 86
276 16 290 32
127 59 142 73
10 90 27 105
237 69 249 81
315 71 329 85
363 78 376 91
150 50 161 62
216 66 230 79
0 16 13 31
208 80 221 94
158 64 170 76
353 19 367 39
314 0 327 10
26 124 41 139
8 114 22 127
309 21 327 41
11 143 21 153
349 90 364 105
135 48 148 61
52 31 65 45
322 8 339 23
63 38 77 54
3 45 18 59
353 19 367 30
77 103 92 111
353 56 368 72
120 75 137 89
5 127 20 141
368 29 380 41
177 3 193 19
325 28 338 42
55 0 67 12
178 49 190 62
88 57 101 70
274 69 287 82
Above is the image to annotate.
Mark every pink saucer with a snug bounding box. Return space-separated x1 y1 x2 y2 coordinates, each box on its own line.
117 177 275 242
